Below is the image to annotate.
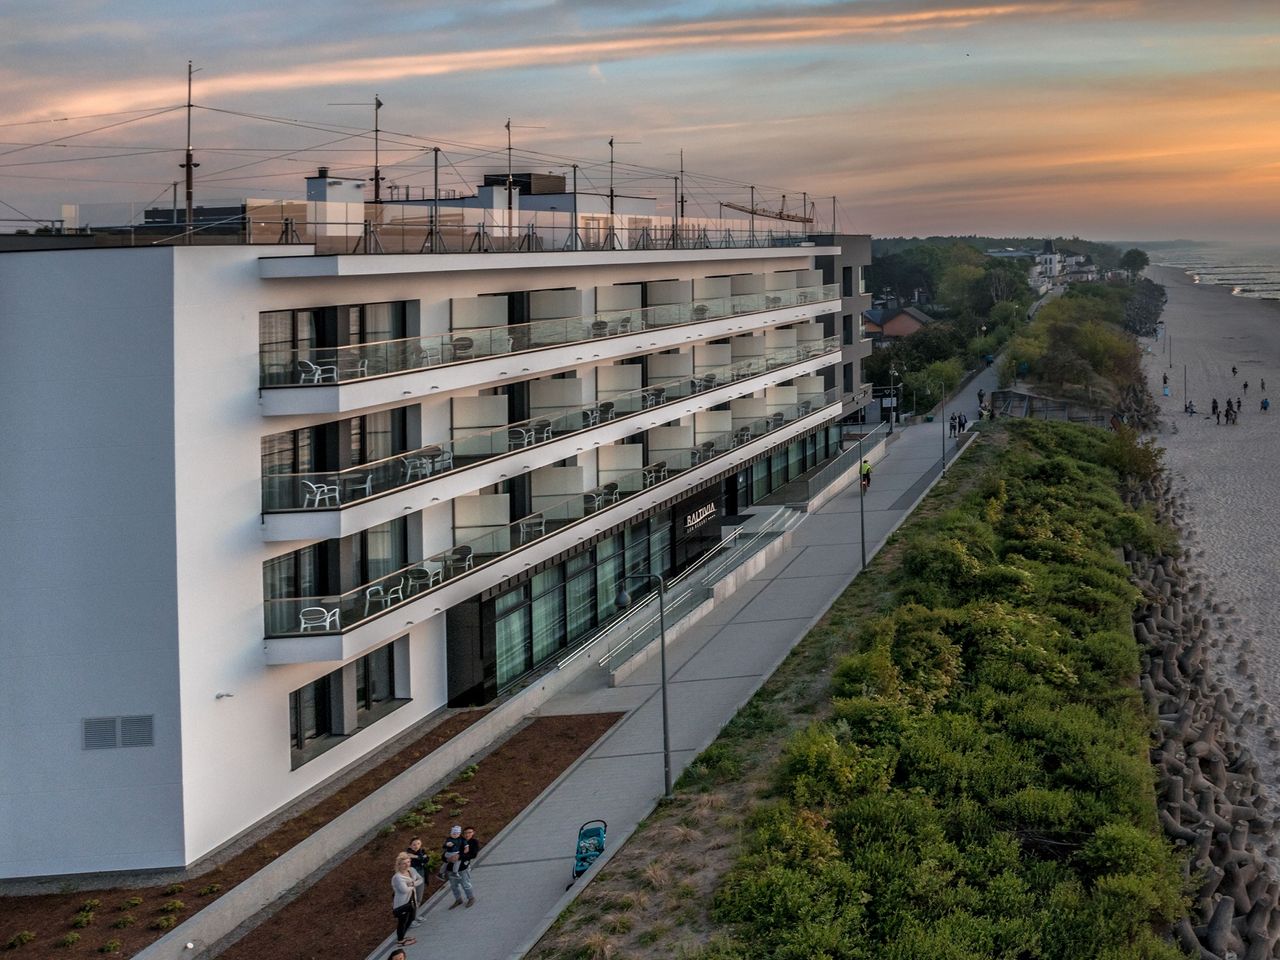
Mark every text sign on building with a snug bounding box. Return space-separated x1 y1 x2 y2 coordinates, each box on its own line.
683 501 718 533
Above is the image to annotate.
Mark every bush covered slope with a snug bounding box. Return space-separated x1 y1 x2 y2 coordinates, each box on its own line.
702 420 1189 960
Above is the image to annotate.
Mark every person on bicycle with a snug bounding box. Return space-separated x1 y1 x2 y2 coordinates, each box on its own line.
860 459 872 490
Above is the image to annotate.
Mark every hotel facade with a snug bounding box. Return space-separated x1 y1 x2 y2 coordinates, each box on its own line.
0 178 871 879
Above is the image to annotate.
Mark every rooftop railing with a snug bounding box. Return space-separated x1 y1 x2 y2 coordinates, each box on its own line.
259 283 838 387
262 337 839 511
263 387 839 637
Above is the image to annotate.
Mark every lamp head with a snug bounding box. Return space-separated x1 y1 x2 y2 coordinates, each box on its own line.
615 588 632 609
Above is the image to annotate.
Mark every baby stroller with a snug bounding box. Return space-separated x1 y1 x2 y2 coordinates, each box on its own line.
566 819 607 890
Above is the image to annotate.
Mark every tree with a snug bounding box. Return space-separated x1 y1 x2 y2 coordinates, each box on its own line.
1119 248 1150 278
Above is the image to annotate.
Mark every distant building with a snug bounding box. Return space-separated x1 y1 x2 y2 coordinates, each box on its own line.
861 304 936 345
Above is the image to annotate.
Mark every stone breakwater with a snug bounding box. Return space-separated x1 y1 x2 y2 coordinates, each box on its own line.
1128 477 1280 960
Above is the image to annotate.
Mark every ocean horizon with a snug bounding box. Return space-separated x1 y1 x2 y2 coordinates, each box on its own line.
1152 241 1280 301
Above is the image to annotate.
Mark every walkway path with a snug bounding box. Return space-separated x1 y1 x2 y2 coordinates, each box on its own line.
376 364 1000 960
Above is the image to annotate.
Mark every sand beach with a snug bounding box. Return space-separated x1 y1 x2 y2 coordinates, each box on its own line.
1142 265 1280 777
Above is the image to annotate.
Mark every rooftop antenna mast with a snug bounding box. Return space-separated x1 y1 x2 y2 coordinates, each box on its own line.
179 60 201 245
328 96 385 201
606 136 639 250
504 118 545 229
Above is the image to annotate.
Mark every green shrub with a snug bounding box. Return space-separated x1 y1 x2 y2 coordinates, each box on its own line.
149 917 176 932
162 883 184 896
120 898 143 910
69 913 93 929
109 915 135 930
775 724 891 805
79 900 101 913
158 900 184 914
6 931 37 949
457 764 479 781
197 883 221 896
97 940 122 954
56 934 80 948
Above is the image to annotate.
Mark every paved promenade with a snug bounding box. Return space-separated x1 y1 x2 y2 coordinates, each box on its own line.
374 366 998 960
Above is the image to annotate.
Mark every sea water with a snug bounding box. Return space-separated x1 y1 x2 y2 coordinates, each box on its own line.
1154 242 1280 300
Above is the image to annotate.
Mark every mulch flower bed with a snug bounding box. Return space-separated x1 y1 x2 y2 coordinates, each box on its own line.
217 712 622 960
1 709 492 957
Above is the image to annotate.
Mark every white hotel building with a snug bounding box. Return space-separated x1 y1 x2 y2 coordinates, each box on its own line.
0 173 871 879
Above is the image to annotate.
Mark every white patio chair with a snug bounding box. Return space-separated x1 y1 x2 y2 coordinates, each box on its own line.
298 359 338 384
301 480 340 508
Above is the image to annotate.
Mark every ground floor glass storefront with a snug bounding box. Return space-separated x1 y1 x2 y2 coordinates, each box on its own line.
445 424 844 705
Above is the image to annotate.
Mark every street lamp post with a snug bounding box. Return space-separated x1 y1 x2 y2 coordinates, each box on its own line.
888 364 899 434
616 574 673 799
857 432 867 569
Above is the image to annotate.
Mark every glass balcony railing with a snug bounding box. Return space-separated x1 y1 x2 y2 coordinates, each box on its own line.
259 283 839 387
261 337 839 511
263 387 839 637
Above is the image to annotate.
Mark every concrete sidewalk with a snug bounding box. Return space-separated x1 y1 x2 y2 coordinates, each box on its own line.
376 365 1000 960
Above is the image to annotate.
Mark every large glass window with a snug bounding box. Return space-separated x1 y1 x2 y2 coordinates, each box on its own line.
495 597 532 688
350 407 408 466
531 569 566 663
354 517 408 585
565 554 596 643
289 673 335 761
356 644 396 723
752 460 769 502
595 535 623 622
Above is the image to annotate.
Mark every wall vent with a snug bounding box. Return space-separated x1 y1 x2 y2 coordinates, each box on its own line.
120 715 155 748
82 715 155 750
82 717 119 750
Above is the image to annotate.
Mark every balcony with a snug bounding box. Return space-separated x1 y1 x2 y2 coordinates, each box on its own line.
259 341 838 541
258 284 839 416
263 387 840 660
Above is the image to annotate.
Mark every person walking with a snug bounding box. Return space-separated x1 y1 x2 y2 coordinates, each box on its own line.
1162 372 1168 386
1244 381 1249 395
977 388 985 406
391 853 421 948
460 826 482 906
948 413 957 437
1262 397 1270 412
860 459 872 491
1233 365 1238 377
959 412 967 432
442 825 474 909
405 837 430 925
1263 379 1267 391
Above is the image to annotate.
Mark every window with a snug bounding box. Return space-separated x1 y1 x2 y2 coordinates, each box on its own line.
495 587 532 688
290 673 338 764
565 553 595 643
291 638 409 767
858 265 869 295
842 315 855 346
595 535 623 622
350 407 408 466
531 569 566 663
842 266 854 298
355 644 397 724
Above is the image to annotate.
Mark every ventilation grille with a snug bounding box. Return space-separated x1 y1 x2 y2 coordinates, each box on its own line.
120 715 155 748
82 716 155 750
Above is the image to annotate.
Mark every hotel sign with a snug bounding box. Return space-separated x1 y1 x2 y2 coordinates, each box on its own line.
684 502 718 533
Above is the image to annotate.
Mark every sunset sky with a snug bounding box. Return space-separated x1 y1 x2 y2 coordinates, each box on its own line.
2 0 1278 241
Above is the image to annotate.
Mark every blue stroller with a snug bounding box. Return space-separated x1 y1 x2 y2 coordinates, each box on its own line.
566 819 607 889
